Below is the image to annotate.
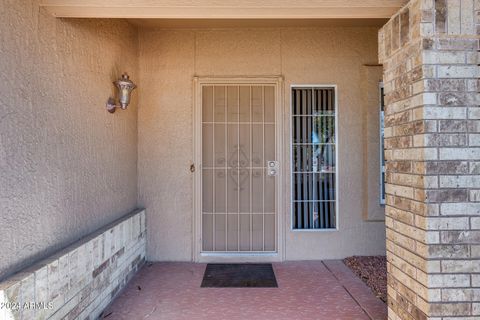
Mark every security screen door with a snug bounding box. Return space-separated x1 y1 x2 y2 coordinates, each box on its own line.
201 85 276 253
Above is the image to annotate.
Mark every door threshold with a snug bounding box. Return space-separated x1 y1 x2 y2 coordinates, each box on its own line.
198 252 281 263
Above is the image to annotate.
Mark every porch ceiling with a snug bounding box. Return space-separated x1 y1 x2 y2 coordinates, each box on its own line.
40 0 408 19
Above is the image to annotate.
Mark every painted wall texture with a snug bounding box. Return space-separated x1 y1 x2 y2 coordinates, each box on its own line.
138 27 387 261
0 1 139 279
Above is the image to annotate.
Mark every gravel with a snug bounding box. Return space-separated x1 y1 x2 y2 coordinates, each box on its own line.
343 256 387 303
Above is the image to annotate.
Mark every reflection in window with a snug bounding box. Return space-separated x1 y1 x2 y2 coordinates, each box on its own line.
292 87 336 229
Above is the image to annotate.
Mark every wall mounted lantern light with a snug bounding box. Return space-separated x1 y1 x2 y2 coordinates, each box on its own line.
106 73 137 113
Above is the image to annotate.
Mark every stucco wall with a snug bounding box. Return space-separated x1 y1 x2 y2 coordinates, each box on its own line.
138 26 386 261
0 1 139 279
362 65 386 221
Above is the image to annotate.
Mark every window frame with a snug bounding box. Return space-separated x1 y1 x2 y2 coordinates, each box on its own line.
379 82 386 205
289 84 339 232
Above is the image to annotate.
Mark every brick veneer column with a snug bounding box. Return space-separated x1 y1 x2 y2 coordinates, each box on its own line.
379 0 480 319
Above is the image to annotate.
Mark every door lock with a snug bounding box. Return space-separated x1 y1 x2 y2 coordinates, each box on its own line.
267 161 279 176
190 164 196 173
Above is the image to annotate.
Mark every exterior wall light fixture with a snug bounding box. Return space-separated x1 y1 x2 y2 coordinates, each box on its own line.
106 73 137 113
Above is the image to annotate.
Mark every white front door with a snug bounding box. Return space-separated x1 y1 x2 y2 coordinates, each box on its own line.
194 78 283 262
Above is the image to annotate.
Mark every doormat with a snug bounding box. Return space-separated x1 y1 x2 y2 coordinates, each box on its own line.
201 263 278 288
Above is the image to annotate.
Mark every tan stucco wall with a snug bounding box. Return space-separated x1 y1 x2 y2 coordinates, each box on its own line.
0 1 139 279
362 65 386 221
138 26 386 261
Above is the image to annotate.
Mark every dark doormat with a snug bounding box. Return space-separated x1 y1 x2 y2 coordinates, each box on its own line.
201 264 278 288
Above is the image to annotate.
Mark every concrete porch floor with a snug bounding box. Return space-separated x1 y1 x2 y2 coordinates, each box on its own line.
103 260 387 320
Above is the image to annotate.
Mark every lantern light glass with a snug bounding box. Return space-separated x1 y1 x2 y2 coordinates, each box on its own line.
106 73 136 113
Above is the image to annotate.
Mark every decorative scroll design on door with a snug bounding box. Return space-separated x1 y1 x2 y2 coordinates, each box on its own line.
225 143 260 191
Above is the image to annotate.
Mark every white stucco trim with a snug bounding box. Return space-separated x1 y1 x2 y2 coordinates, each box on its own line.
193 76 285 263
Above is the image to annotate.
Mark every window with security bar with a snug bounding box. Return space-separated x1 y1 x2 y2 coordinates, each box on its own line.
379 82 386 205
292 87 336 230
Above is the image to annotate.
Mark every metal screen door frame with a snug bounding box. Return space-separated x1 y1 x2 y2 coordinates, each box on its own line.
193 76 284 263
